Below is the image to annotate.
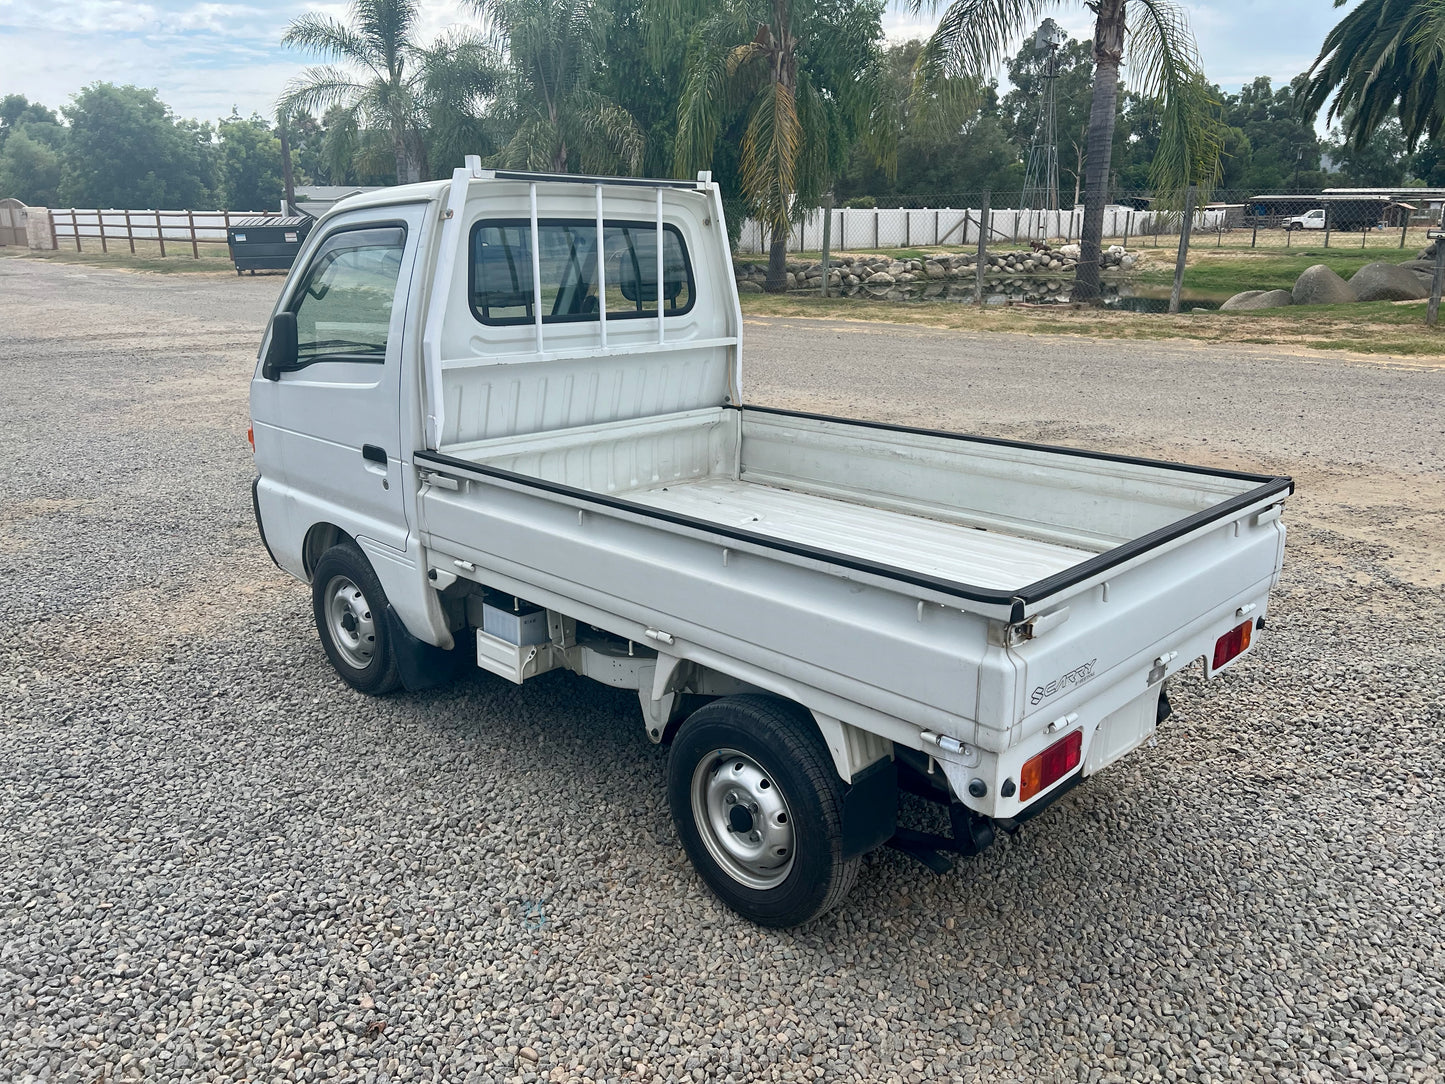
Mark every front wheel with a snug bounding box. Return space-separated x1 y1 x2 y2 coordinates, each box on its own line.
667 695 859 927
311 541 402 695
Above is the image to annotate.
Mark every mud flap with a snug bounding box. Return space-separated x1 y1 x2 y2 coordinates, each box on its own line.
385 605 469 692
840 757 899 859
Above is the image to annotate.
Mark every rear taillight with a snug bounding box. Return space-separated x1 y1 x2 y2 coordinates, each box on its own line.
1019 729 1083 802
1212 620 1253 670
247 425 255 453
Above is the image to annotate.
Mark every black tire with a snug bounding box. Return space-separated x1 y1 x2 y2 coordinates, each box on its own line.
311 540 402 695
667 695 859 927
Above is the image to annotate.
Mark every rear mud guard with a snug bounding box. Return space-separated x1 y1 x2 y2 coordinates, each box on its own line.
384 605 469 692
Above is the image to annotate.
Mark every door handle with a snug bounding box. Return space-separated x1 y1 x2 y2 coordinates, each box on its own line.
362 444 388 465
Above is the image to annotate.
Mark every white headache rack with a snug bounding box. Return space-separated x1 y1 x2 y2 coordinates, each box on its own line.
422 164 736 449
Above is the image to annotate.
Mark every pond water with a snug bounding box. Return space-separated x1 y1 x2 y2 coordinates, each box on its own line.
803 278 1231 313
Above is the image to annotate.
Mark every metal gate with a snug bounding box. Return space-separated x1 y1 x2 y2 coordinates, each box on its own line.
0 199 28 246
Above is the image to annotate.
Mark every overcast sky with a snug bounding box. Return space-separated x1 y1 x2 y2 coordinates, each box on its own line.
0 0 1339 127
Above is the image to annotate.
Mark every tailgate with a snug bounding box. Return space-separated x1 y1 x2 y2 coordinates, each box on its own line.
1005 493 1287 751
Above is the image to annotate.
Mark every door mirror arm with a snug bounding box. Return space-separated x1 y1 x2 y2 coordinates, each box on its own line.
262 311 299 380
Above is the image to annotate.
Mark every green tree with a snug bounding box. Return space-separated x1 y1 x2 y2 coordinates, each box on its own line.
217 112 284 210
1324 113 1409 186
0 128 63 205
469 0 642 174
835 40 1019 204
596 0 689 177
1217 76 1324 192
58 83 214 208
281 0 499 184
1 95 60 150
654 0 897 291
912 0 1223 300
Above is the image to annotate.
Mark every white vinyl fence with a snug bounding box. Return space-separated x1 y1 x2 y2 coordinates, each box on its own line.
735 205 1229 254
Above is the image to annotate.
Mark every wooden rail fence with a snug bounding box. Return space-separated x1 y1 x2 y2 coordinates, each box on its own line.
50 208 287 257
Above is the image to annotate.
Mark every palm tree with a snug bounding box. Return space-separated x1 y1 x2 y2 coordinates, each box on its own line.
650 0 897 292
911 0 1222 301
281 0 498 185
1301 0 1445 151
470 0 643 174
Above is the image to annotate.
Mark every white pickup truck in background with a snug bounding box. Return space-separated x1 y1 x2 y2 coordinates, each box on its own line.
249 160 1291 927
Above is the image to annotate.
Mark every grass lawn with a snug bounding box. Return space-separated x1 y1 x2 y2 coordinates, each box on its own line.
1 241 239 274
740 291 1445 359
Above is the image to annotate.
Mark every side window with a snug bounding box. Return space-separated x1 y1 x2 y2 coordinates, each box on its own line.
291 226 407 363
470 219 693 326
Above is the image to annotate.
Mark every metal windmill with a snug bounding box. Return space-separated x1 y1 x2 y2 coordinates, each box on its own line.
1019 19 1066 238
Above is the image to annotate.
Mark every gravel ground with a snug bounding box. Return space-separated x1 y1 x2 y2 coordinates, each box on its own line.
1 258 1442 1084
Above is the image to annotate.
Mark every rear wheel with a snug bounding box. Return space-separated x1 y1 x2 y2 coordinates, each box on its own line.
311 541 401 695
667 695 859 927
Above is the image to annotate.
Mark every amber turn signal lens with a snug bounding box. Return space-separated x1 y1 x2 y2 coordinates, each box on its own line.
1018 729 1083 802
1212 620 1253 670
247 425 255 453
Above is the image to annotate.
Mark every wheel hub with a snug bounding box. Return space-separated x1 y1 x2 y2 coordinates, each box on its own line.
324 575 377 670
691 749 795 889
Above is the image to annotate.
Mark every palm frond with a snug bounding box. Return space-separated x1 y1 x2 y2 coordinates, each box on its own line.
1303 0 1445 149
279 67 368 117
915 0 1051 82
500 116 563 171
1127 0 1223 205
567 96 646 174
741 78 801 232
282 13 379 70
673 20 742 174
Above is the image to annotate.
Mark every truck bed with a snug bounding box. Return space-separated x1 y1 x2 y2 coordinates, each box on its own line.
626 477 1090 590
427 404 1285 612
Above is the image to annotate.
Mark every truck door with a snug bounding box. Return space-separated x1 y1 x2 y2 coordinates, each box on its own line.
263 206 425 555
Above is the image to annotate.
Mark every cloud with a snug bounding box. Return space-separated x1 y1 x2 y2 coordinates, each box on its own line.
0 0 1344 130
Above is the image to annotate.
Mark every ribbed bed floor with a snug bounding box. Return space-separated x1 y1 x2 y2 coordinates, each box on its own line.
625 477 1090 591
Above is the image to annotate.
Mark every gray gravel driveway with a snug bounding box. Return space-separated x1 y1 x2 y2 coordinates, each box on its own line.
1 258 1442 1083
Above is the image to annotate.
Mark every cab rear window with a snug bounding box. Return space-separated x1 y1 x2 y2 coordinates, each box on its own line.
469 218 694 326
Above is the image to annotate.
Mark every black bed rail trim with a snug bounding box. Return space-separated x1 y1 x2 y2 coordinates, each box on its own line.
733 405 1294 606
415 412 1292 621
736 404 1287 485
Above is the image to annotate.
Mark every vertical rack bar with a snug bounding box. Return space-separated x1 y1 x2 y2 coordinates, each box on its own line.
529 182 543 354
595 185 607 349
656 188 664 345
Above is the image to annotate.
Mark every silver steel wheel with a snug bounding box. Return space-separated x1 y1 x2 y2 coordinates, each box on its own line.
690 747 796 890
324 575 377 670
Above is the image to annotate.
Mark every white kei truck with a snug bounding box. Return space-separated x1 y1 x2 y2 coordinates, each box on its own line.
249 161 1291 927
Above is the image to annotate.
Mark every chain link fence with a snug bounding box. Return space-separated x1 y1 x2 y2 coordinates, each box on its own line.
735 188 1445 255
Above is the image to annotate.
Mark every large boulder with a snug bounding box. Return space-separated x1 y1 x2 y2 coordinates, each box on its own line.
1292 264 1357 306
1221 288 1294 312
1398 259 1438 277
1349 261 1430 302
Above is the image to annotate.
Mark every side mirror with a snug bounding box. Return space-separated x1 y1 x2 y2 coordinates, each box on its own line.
262 311 298 380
